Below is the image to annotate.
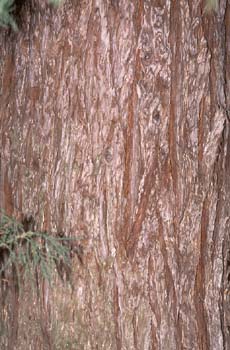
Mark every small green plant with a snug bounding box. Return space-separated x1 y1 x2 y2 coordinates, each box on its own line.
0 211 73 287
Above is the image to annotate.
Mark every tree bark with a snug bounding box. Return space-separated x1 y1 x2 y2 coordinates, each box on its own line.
0 0 229 349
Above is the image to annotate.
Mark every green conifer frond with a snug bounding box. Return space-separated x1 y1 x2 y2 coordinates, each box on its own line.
0 0 63 30
49 0 63 6
0 0 17 30
205 0 218 12
0 212 74 288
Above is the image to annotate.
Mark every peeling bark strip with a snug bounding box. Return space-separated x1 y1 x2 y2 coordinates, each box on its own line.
0 0 230 349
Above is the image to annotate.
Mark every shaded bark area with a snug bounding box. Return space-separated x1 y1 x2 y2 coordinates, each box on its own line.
0 0 229 349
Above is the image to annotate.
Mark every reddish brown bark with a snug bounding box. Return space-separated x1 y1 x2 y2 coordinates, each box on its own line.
0 0 229 349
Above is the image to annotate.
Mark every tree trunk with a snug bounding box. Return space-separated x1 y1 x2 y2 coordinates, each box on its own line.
0 0 229 349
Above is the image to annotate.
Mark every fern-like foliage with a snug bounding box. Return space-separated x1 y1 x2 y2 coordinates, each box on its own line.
0 212 73 287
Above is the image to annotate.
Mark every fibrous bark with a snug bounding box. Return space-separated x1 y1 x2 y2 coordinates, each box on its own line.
0 0 229 349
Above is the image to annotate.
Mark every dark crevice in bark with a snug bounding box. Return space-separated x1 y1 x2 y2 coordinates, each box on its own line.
222 123 230 348
222 1 230 348
220 236 227 350
223 0 230 118
211 128 225 264
194 195 210 350
113 283 122 350
168 0 181 204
